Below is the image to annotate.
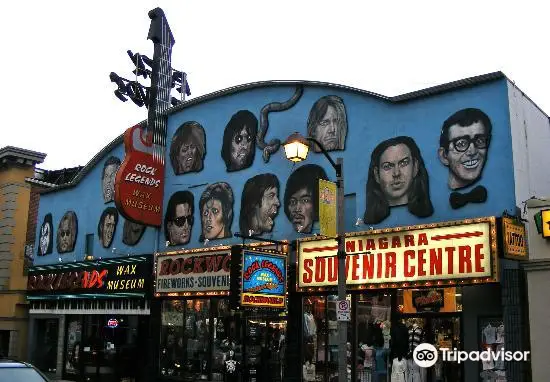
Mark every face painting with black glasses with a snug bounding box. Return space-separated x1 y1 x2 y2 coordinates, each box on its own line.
165 191 195 246
438 108 492 190
221 110 258 172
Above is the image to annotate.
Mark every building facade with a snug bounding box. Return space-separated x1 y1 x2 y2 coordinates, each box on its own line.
28 72 548 382
0 146 47 360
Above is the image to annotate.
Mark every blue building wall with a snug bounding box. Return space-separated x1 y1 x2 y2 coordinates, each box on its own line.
33 78 514 266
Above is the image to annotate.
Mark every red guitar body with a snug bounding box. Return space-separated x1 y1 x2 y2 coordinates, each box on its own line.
114 124 165 227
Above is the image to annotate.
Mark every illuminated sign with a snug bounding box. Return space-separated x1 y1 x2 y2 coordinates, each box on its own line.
115 125 165 227
155 250 231 296
107 318 119 328
27 258 150 295
319 179 337 237
297 217 498 291
412 289 444 312
501 217 527 259
240 250 287 309
541 210 550 238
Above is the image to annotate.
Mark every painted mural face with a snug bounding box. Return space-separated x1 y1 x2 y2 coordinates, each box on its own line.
438 108 492 190
439 121 490 189
240 173 280 236
256 186 280 233
39 214 53 256
57 211 77 253
201 199 225 240
169 122 206 175
102 215 116 247
178 141 198 173
288 187 313 233
230 126 254 169
102 157 121 203
199 182 233 242
364 136 433 225
167 203 193 245
307 95 348 152
122 220 146 246
221 110 258 172
374 143 419 206
314 106 339 150
98 208 118 248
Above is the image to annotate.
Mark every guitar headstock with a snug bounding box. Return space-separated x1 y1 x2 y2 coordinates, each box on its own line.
148 7 175 48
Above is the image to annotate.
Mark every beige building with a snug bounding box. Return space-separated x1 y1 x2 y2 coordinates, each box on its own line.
524 198 550 381
0 146 46 359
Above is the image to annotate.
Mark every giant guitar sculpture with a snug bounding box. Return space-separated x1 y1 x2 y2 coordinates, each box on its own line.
114 8 174 227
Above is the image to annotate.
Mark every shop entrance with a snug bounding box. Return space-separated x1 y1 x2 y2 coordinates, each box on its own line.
398 314 462 382
242 312 287 382
33 318 59 374
79 315 148 382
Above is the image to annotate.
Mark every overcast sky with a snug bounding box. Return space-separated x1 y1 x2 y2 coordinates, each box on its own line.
3 1 549 170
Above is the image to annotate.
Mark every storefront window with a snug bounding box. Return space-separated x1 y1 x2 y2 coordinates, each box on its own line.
302 295 352 382
159 299 211 379
356 293 391 382
212 299 242 381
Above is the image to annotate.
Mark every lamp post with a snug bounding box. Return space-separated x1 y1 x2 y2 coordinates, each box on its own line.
283 132 347 382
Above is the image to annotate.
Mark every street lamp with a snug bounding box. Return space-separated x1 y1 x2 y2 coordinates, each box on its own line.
283 132 347 382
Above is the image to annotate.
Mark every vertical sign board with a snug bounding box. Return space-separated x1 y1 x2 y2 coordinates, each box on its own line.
501 217 528 260
240 250 287 309
541 210 550 238
319 179 337 237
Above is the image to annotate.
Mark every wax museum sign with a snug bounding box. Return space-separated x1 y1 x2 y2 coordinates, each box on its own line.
155 249 231 297
240 250 287 309
115 124 165 227
297 217 498 291
27 258 150 295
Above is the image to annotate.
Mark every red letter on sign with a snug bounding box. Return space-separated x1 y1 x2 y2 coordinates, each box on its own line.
303 259 313 284
404 250 415 277
474 244 485 273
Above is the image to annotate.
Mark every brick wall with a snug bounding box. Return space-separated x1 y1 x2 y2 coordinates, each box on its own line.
25 185 44 245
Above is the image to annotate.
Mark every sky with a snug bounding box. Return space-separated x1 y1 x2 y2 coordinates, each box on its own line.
2 1 549 170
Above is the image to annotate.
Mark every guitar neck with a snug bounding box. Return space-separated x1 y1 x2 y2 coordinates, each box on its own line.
146 8 174 164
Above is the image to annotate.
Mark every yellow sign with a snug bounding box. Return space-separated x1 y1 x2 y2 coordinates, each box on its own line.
297 217 498 290
542 210 550 238
502 217 527 259
319 179 337 237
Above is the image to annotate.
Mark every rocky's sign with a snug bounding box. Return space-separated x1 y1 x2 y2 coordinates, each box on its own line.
155 250 231 296
27 258 150 295
297 217 498 290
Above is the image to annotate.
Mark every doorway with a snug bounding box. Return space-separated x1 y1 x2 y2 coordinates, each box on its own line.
34 319 59 373
399 314 463 382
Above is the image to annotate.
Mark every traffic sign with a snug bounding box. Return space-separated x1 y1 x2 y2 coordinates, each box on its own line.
337 300 350 321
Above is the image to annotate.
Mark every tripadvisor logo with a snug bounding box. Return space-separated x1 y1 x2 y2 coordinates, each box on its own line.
413 343 530 368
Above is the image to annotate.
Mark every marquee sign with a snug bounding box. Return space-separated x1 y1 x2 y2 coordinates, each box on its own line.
154 249 231 297
297 217 498 291
240 250 287 309
501 217 527 260
27 257 150 295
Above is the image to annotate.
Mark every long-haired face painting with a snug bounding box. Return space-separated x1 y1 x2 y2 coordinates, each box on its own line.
221 110 258 172
284 164 328 233
199 182 234 242
306 95 348 152
38 213 53 256
102 156 121 203
364 136 433 224
57 211 78 253
169 121 206 175
240 174 280 236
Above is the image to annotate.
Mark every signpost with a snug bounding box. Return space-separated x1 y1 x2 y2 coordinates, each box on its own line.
337 299 350 321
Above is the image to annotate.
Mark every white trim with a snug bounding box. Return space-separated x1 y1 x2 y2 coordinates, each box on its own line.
29 299 150 315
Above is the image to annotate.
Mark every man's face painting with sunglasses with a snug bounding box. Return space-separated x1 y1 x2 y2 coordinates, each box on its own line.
168 203 193 245
230 126 253 169
438 120 490 190
58 218 75 253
